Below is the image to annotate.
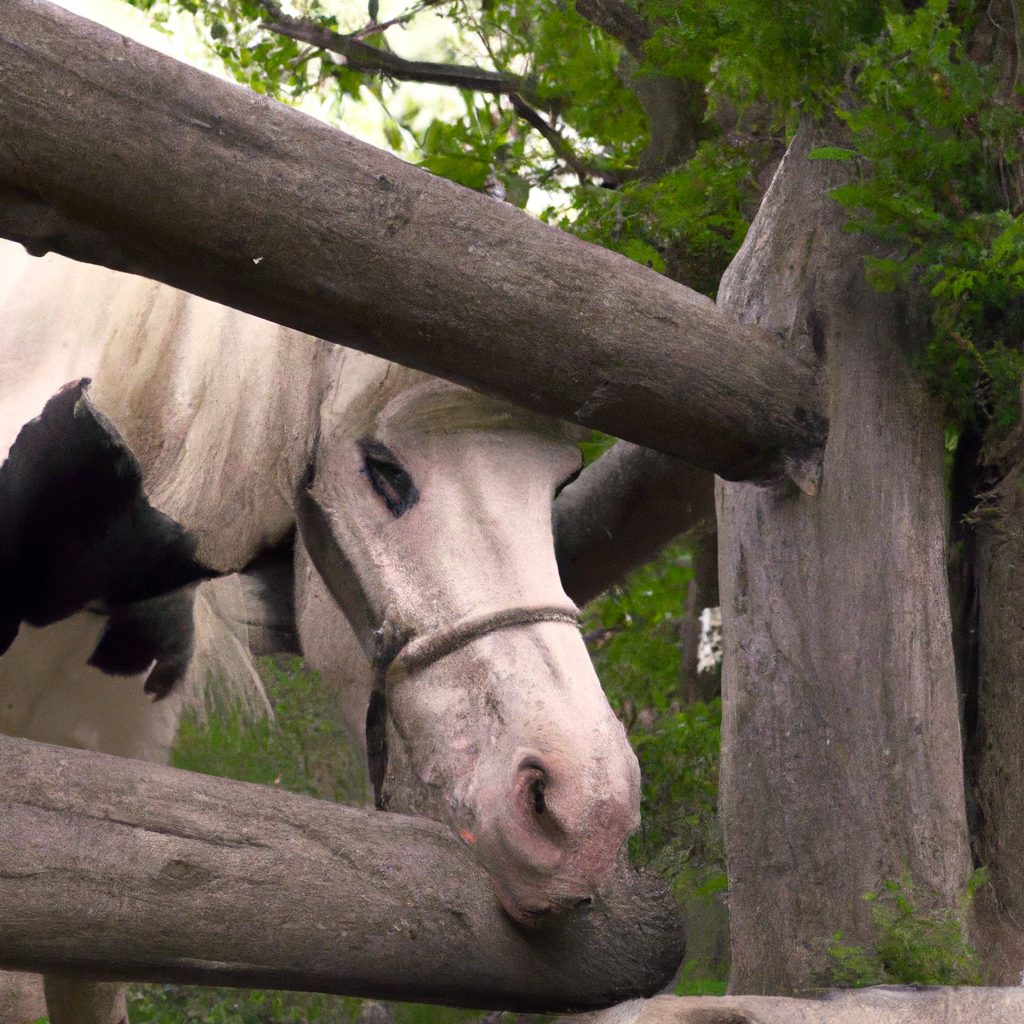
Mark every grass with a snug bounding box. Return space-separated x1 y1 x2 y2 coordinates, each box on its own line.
123 659 560 1023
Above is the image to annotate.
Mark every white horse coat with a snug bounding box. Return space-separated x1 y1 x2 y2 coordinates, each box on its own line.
0 236 640 1020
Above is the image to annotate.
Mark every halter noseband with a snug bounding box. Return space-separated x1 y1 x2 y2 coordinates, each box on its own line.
295 481 581 808
383 604 581 680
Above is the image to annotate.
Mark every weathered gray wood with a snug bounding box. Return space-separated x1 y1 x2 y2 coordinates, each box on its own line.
602 989 1024 1024
967 457 1024 983
715 120 971 994
553 441 715 605
0 0 825 482
0 970 46 1024
0 733 684 1011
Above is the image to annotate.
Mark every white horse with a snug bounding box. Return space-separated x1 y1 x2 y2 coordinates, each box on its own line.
0 238 640 1024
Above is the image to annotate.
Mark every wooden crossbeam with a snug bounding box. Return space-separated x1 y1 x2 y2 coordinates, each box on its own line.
0 734 685 1012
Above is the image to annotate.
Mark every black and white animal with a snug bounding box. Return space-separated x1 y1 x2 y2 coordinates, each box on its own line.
0 238 640 1023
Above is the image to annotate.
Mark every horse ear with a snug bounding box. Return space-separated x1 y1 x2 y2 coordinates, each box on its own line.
0 380 212 655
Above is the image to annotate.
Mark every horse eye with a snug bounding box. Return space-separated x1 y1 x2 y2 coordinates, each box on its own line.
358 436 419 518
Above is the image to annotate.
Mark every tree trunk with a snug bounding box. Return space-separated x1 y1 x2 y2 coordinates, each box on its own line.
715 120 972 994
0 0 825 483
947 0 1024 985
0 733 684 1011
966 446 1024 983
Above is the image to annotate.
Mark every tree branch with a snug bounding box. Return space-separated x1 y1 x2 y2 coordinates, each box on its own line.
258 2 617 183
572 0 650 61
259 9 607 183
260 4 519 95
554 442 715 605
0 0 828 482
507 94 618 185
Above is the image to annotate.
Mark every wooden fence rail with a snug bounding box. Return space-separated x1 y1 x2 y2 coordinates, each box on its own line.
0 0 825 482
0 733 684 1012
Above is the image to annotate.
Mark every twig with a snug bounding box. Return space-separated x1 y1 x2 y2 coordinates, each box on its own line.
256 3 622 185
508 93 619 185
258 3 519 95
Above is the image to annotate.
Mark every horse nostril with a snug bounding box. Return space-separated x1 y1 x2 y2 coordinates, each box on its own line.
531 779 546 815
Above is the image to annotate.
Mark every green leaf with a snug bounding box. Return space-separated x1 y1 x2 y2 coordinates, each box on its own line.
694 873 728 898
808 145 858 161
620 238 666 273
498 173 531 209
419 154 492 190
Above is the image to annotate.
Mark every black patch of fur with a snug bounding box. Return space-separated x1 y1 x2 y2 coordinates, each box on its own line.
89 586 199 699
0 380 214 656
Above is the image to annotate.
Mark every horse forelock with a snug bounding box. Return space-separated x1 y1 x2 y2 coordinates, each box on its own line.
323 360 587 450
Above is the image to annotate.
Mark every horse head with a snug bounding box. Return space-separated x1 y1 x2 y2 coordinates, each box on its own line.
295 365 641 923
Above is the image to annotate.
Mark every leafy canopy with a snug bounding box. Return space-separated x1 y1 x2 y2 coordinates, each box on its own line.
123 0 888 295
812 0 1024 442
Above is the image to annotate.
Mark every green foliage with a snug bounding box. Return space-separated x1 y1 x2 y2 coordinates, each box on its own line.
124 986 525 1023
125 986 363 1023
173 656 369 805
711 0 885 108
627 703 723 871
813 0 1024 441
577 429 617 468
586 541 691 716
583 543 724 873
673 960 728 997
828 867 990 987
418 113 498 190
127 0 366 102
562 138 759 296
639 0 885 111
397 0 648 195
453 0 647 158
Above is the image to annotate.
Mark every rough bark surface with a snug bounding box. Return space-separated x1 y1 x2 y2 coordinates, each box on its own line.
0 0 825 482
0 971 45 1024
0 734 684 1011
554 441 715 605
715 121 971 994
968 460 1024 983
625 988 1024 1024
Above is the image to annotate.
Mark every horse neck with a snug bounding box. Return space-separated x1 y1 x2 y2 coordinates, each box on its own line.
0 237 334 574
103 290 341 573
